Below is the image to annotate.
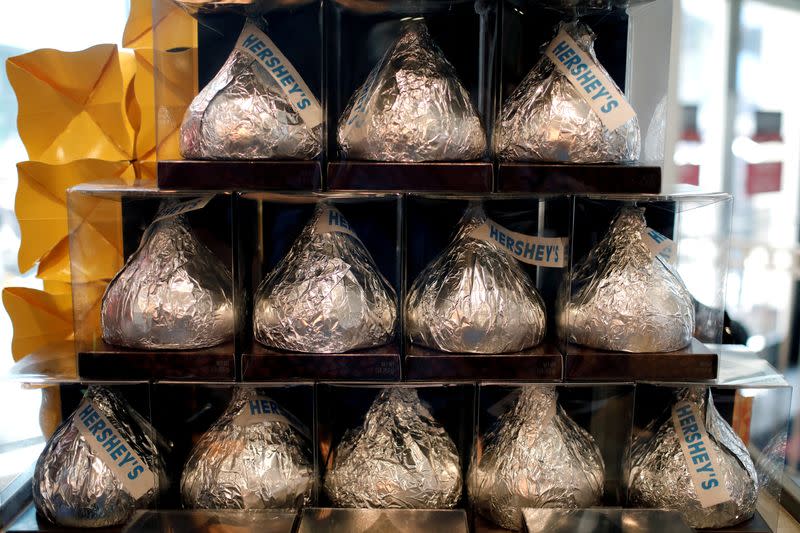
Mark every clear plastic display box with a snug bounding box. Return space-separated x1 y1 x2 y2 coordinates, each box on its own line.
627 370 791 533
316 383 474 510
238 192 403 381
494 0 674 194
153 0 324 190
148 382 317 512
297 507 469 532
559 192 733 381
67 183 240 381
325 0 496 191
521 508 693 533
471 383 636 532
403 193 570 381
123 509 298 533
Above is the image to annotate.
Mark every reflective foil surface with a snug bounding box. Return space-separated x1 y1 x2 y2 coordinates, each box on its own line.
468 387 605 530
338 20 486 162
324 388 462 508
494 22 640 163
101 210 235 350
33 387 166 528
181 387 314 509
557 207 694 353
406 204 546 353
625 387 758 528
180 24 320 160
253 204 397 353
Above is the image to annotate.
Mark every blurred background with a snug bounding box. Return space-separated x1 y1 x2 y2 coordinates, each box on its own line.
2 0 800 525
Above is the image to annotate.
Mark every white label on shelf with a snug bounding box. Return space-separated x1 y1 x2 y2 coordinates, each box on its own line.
469 218 567 268
75 399 156 500
233 395 310 439
236 23 322 129
152 197 212 223
642 227 677 264
314 205 360 241
544 28 637 131
671 400 732 508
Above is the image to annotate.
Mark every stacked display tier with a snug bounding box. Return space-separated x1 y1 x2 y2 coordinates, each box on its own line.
125 510 298 532
297 508 470 532
496 164 661 194
156 161 322 191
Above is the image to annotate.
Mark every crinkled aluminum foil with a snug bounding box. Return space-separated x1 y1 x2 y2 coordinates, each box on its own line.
625 387 758 528
172 1 293 16
180 23 321 160
181 387 314 509
494 22 640 163
33 386 167 528
324 388 462 508
468 387 605 531
253 204 397 353
102 208 235 350
337 20 486 162
557 207 694 352
406 204 546 354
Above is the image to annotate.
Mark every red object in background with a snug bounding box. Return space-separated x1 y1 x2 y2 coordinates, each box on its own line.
732 392 753 446
746 161 782 195
679 164 700 186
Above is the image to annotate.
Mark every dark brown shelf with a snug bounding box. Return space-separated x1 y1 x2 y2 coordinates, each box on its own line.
703 511 771 533
404 340 562 381
326 161 493 192
497 163 661 194
242 340 402 381
5 504 121 533
563 338 718 381
77 341 236 381
157 160 322 191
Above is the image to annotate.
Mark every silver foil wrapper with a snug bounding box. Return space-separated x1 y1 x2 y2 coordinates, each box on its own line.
625 387 758 528
468 387 605 531
337 20 486 162
102 209 235 350
180 24 321 160
557 207 694 353
406 204 546 353
324 388 462 508
181 387 314 509
253 204 397 353
494 22 640 163
33 386 167 528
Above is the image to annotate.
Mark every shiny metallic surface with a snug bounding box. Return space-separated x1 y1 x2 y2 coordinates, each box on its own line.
253 204 397 353
494 22 640 163
557 207 694 353
406 204 546 354
337 20 486 162
102 211 235 350
468 387 605 531
181 387 314 510
324 388 462 509
180 32 321 160
33 387 166 528
625 387 758 529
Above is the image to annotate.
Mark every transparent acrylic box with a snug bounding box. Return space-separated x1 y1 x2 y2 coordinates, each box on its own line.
148 382 317 511
472 383 636 532
521 508 693 533
67 183 239 381
403 193 571 381
153 0 324 190
316 383 474 509
560 192 733 381
495 0 674 193
124 509 298 533
325 0 497 191
238 193 402 381
297 508 469 532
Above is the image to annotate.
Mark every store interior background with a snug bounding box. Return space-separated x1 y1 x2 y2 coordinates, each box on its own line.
1 0 800 521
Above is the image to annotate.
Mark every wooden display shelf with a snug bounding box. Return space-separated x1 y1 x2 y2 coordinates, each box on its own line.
157 160 322 191
241 340 402 381
563 338 718 381
77 341 236 381
404 340 562 381
326 161 493 191
497 163 661 194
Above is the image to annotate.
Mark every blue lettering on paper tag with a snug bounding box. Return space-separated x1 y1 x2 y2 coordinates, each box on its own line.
237 23 322 128
469 219 567 268
545 29 636 131
314 205 360 242
75 399 156 499
671 400 732 508
234 395 311 440
642 227 676 264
